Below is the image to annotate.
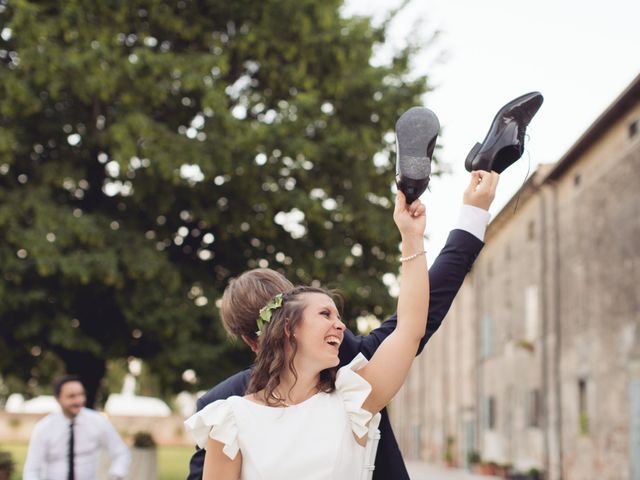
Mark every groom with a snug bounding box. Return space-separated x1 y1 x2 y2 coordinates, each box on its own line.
187 170 499 480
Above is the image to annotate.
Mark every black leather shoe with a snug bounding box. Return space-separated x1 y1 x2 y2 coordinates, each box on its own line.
465 92 543 173
395 107 440 204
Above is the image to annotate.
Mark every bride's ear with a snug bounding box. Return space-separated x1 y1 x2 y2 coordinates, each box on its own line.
284 319 292 337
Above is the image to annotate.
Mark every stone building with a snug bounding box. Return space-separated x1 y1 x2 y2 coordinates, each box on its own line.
390 74 640 479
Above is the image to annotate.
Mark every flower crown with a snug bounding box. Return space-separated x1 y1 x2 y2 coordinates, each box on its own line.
256 293 283 337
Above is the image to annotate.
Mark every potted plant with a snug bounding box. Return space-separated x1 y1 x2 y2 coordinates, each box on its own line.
0 451 15 480
508 467 544 480
499 463 514 478
133 432 157 449
516 338 535 352
444 436 456 467
444 450 455 467
481 461 499 475
129 432 157 480
467 450 482 473
527 467 543 480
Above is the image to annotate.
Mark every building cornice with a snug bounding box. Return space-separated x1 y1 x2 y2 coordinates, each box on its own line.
544 73 640 181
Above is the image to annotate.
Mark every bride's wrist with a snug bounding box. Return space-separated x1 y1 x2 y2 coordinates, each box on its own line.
400 235 424 251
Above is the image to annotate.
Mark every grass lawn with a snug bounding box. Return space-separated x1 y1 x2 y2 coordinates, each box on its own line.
0 442 194 480
1 442 26 480
158 445 194 480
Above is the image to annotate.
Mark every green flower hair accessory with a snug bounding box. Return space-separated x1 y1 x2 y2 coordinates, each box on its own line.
256 293 283 337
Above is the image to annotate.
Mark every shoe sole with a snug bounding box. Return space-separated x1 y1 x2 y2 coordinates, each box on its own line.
395 107 439 202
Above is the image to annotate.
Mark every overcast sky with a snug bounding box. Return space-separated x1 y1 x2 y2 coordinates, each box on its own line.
344 0 640 263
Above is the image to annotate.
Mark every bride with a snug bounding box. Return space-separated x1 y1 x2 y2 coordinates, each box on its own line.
185 191 428 479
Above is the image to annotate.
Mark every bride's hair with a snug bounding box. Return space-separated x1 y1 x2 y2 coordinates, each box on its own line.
246 286 340 405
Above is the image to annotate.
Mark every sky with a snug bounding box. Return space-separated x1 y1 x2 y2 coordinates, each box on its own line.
344 0 640 263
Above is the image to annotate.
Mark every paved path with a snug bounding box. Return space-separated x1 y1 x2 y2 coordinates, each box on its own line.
405 461 501 480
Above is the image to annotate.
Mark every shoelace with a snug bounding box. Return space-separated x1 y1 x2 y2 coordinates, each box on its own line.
512 138 532 213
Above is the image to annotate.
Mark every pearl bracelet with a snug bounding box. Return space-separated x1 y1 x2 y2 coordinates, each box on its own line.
399 250 426 262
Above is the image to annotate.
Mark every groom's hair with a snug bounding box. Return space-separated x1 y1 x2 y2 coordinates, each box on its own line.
220 268 294 340
53 374 83 398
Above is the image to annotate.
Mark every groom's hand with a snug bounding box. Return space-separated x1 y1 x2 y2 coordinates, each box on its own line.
463 170 499 210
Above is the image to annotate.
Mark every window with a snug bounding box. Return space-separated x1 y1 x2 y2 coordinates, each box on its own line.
482 396 497 430
481 315 494 358
630 119 638 139
526 389 542 428
574 173 581 187
527 221 535 240
525 285 539 341
578 378 589 435
410 424 422 459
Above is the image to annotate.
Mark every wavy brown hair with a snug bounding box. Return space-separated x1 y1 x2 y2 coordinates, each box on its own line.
246 286 340 406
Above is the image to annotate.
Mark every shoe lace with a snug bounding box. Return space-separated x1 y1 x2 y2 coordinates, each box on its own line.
512 138 532 213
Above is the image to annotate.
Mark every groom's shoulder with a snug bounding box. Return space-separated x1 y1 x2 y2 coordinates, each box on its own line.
196 367 253 411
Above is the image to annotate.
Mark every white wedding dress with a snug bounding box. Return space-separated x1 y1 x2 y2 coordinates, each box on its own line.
185 354 381 480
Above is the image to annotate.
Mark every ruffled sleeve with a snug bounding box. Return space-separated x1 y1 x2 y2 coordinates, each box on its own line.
335 353 375 439
184 399 239 460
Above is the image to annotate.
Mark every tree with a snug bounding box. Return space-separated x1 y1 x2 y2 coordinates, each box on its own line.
0 0 432 405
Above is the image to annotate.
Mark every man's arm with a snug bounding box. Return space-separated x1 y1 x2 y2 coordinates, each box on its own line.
101 418 131 480
23 421 47 480
339 228 482 363
186 368 252 480
339 171 497 363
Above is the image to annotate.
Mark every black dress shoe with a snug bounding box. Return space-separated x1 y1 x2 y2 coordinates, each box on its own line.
395 107 440 204
465 92 543 173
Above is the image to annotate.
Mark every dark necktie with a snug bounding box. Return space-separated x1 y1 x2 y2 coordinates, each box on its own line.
68 420 75 480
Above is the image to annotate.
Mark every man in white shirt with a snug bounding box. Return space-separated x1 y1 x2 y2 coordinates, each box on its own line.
23 375 130 480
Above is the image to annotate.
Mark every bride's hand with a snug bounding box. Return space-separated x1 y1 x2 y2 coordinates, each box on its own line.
393 191 426 239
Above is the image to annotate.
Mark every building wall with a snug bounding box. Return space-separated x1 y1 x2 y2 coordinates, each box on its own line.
475 179 547 471
390 88 640 479
553 104 640 480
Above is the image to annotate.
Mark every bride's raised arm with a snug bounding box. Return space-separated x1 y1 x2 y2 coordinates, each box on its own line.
359 190 429 415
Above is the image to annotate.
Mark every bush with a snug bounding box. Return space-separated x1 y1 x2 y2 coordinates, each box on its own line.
467 450 481 465
0 451 15 474
133 432 157 449
528 467 544 480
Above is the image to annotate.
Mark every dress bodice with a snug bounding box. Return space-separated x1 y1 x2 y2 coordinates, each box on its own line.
185 354 381 480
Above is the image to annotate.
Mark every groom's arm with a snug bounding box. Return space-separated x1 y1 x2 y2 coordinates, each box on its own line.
339 172 497 363
417 206 489 353
339 225 484 363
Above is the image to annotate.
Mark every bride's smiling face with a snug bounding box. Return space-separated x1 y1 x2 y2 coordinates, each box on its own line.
291 293 345 369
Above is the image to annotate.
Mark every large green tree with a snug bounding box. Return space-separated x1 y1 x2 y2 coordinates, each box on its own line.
0 0 432 405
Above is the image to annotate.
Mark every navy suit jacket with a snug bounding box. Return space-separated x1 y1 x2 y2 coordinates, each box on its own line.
187 229 483 480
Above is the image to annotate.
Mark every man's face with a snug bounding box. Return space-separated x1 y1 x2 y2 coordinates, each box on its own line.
57 381 86 418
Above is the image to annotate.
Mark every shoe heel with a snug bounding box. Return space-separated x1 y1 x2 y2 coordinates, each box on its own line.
464 142 482 172
396 175 430 204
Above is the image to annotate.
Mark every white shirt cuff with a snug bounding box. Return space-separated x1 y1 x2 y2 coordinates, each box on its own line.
455 204 491 241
